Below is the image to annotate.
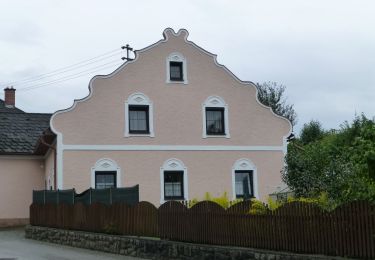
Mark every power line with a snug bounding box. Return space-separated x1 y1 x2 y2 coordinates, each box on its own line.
3 47 123 86
18 60 124 92
10 51 123 87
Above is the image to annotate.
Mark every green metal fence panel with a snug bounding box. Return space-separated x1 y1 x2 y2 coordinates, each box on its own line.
112 185 139 205
91 188 111 205
32 186 139 205
58 189 75 205
45 190 58 204
32 190 45 204
75 189 91 205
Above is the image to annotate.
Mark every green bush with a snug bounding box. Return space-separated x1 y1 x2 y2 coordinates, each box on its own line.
188 192 242 209
248 199 268 215
267 192 337 212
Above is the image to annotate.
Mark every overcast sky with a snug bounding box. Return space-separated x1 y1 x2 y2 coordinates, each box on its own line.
0 0 374 133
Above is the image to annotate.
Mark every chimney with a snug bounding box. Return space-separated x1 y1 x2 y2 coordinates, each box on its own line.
4 87 16 107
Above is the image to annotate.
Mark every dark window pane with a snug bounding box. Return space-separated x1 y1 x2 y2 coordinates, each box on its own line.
170 62 183 81
235 170 253 198
164 171 184 200
95 171 116 189
206 108 225 135
129 105 149 133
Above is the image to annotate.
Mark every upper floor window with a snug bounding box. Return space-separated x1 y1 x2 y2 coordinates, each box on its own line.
129 105 149 134
206 107 225 135
166 52 188 84
202 96 230 138
169 61 183 81
125 93 154 137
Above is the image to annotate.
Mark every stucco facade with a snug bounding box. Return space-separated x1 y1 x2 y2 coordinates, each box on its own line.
51 28 291 204
0 157 44 226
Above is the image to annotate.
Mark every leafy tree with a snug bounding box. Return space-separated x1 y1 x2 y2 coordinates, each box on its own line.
256 81 297 127
283 114 375 205
300 120 325 145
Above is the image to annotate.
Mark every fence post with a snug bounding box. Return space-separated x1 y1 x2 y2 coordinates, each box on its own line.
43 190 46 205
89 188 92 205
57 189 59 204
73 188 75 205
110 188 112 205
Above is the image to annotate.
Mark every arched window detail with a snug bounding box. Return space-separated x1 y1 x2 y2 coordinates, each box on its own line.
160 158 188 203
166 52 188 84
202 96 230 138
91 158 121 189
232 158 258 199
124 92 154 137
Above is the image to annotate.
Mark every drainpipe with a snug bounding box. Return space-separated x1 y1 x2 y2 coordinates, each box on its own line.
41 136 57 190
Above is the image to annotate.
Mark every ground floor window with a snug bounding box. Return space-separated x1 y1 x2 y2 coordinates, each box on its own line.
95 171 116 189
164 171 184 200
235 170 253 199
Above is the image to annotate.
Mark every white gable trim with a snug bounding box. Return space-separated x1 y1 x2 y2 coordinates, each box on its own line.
232 158 258 200
160 158 188 204
90 158 121 189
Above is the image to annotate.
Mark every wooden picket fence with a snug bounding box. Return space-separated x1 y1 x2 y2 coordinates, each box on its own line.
30 200 375 259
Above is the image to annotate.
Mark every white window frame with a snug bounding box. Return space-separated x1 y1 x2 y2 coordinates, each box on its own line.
202 96 230 138
166 52 188 84
124 92 154 137
160 158 188 204
232 158 258 199
91 158 121 189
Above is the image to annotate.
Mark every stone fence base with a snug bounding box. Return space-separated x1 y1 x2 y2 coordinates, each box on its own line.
25 225 348 260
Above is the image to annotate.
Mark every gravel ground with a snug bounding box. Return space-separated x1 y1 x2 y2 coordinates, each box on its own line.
0 227 146 260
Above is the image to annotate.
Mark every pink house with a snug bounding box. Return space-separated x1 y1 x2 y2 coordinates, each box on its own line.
0 28 291 226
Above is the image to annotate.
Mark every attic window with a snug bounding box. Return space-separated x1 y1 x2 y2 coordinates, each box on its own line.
169 62 183 81
166 52 188 84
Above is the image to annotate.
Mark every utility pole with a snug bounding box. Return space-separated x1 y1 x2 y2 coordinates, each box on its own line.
121 44 134 61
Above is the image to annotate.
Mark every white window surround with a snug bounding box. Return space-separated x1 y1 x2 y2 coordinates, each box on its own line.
166 52 188 84
232 158 258 200
124 92 154 137
202 96 230 138
160 158 188 204
91 158 121 188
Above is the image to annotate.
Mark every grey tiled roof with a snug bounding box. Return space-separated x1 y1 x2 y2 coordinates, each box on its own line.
0 99 24 113
0 112 52 155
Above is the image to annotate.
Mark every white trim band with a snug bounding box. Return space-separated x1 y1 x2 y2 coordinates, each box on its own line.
62 145 283 151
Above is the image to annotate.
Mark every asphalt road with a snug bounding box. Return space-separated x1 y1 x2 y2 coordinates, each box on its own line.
0 227 146 260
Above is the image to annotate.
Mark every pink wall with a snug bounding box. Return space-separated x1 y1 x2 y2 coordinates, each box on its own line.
63 150 285 205
51 29 291 203
0 157 44 222
52 29 290 146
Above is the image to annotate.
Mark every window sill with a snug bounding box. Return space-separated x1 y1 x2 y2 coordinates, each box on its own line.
166 79 188 85
203 134 230 139
160 198 186 204
124 133 155 138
